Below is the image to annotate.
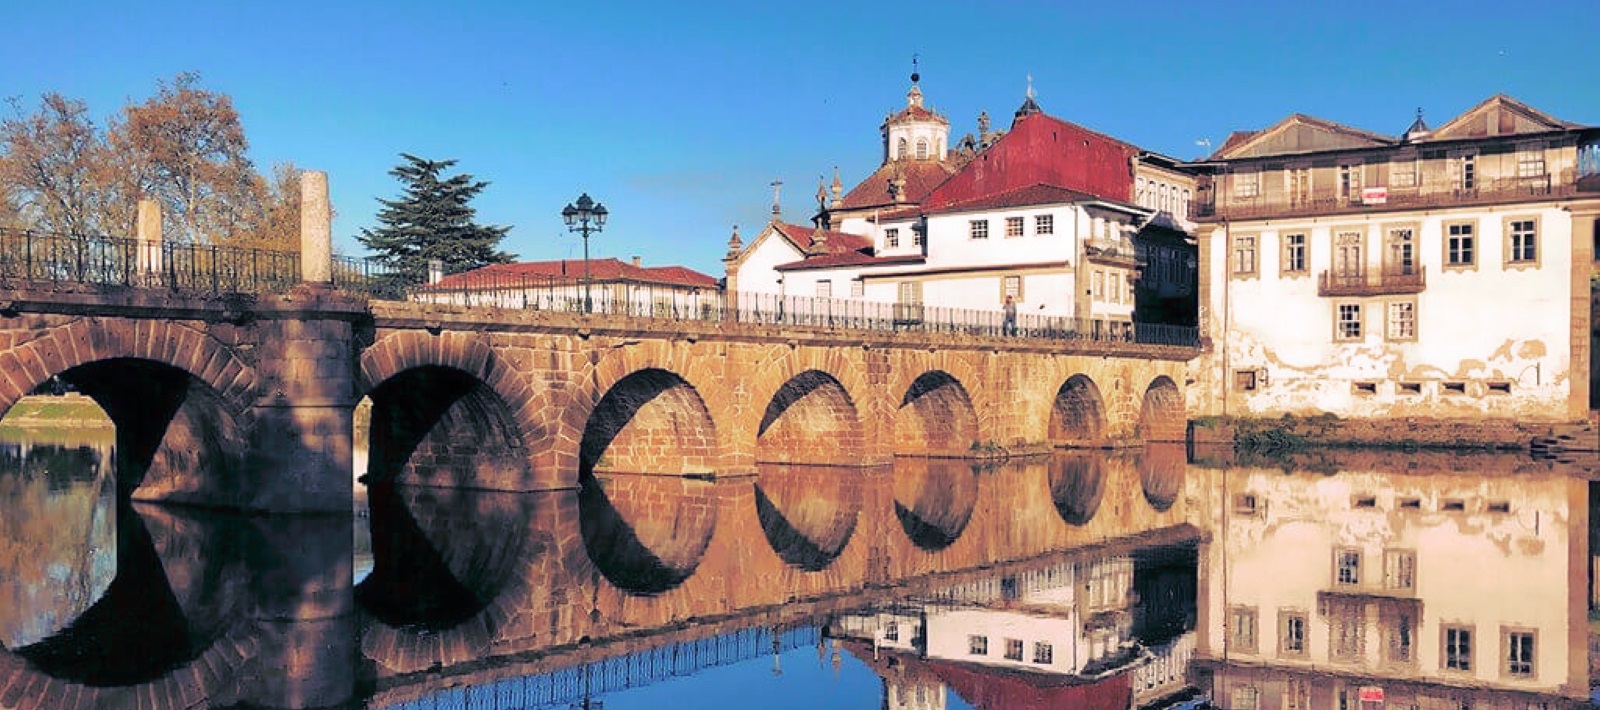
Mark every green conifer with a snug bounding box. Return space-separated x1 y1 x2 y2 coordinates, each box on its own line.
358 153 513 286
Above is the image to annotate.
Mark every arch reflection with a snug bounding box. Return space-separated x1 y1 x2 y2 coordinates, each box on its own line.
892 458 979 551
754 464 863 571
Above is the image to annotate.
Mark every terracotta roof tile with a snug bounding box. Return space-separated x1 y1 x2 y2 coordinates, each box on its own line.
926 183 1101 215
838 160 959 210
775 252 924 271
772 221 874 255
427 258 717 290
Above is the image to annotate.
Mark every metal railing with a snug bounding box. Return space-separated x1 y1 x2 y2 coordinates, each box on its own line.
1317 266 1425 297
400 270 1200 347
0 228 301 295
1194 173 1584 221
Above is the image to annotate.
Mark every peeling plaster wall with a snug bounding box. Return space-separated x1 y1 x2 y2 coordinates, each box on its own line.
1191 204 1592 421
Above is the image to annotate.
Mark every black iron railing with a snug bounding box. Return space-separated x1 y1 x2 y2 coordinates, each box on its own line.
1317 267 1426 297
0 228 301 294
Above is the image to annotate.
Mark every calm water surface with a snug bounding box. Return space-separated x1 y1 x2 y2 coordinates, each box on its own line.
0 430 1594 709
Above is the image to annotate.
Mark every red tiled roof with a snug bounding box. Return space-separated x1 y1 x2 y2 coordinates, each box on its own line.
838 160 960 210
428 258 717 289
771 221 873 255
929 658 1134 710
921 112 1140 209
926 183 1101 215
887 103 947 125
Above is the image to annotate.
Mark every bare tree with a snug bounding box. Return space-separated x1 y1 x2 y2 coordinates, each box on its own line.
0 93 119 235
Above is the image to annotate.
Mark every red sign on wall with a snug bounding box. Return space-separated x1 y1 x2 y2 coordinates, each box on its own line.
1358 685 1385 702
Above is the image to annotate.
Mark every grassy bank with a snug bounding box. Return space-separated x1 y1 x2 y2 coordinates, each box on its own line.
0 394 114 438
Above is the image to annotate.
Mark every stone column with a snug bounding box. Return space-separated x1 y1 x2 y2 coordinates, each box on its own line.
136 199 162 278
300 170 332 283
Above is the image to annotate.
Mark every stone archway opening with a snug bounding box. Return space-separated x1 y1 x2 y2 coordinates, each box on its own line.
44 358 244 502
1137 376 1186 444
894 371 979 457
757 370 862 465
1048 451 1108 526
1048 374 1107 448
579 368 720 596
364 365 529 491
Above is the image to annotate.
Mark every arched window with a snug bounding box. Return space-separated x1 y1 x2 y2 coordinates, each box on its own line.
897 137 908 160
915 138 928 160
1136 178 1146 206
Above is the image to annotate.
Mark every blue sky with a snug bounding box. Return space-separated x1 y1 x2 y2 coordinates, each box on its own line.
7 0 1599 275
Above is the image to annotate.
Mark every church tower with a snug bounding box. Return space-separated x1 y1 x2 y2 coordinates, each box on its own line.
881 61 950 166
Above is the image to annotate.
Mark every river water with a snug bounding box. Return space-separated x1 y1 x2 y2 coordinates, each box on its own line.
0 426 1594 709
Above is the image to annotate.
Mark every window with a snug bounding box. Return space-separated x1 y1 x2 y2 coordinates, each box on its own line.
898 281 922 305
1233 492 1259 515
1004 216 1024 237
1334 230 1363 278
897 137 908 160
1234 170 1260 199
969 219 988 240
1506 217 1538 265
1232 686 1260 710
1445 222 1476 268
1284 679 1309 710
1335 548 1361 586
815 280 832 298
1280 611 1307 656
1282 233 1307 274
968 635 988 655
1386 300 1416 341
1001 275 1022 301
1288 167 1311 205
1338 163 1362 200
1035 214 1053 235
1392 155 1418 188
884 621 899 642
1385 609 1416 664
1332 603 1364 661
1458 153 1477 191
1385 226 1416 275
912 227 924 247
1384 549 1416 590
1235 369 1258 391
1517 144 1546 178
1110 273 1122 304
1032 641 1053 664
1443 625 1473 671
1335 303 1362 341
851 278 864 298
1230 606 1258 652
1092 270 1104 299
885 228 899 248
915 138 928 160
1504 630 1535 677
1004 638 1024 661
1231 235 1257 276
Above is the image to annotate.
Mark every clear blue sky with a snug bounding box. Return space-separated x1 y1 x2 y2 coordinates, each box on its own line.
7 0 1599 276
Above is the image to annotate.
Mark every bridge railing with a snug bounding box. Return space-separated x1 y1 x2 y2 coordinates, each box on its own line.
395 268 1200 347
0 228 302 294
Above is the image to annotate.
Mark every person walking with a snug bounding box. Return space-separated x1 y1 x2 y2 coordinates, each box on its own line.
1003 295 1018 336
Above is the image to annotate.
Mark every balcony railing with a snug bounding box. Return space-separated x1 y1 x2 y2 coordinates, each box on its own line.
1194 174 1583 222
1318 267 1425 297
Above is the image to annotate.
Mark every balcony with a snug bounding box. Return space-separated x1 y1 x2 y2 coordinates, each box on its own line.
1194 174 1581 222
1318 267 1425 297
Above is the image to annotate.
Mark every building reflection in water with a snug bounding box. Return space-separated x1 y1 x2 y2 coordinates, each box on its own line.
1189 452 1592 709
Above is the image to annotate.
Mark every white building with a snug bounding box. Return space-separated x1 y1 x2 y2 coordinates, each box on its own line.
1189 96 1600 421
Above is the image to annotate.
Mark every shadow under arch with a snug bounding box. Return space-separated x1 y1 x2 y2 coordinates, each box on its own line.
892 458 979 551
757 370 863 465
894 371 979 457
1048 451 1108 526
45 358 246 501
1137 375 1186 444
579 368 717 477
365 365 530 490
1048 374 1106 447
356 479 531 631
1138 441 1187 512
753 464 863 571
579 473 718 596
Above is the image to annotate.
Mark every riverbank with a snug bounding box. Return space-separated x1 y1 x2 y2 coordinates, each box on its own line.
1188 414 1578 453
0 394 113 437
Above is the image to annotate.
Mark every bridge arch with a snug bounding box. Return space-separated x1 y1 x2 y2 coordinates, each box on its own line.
0 319 258 502
1137 375 1186 443
1049 451 1108 526
894 370 981 457
360 331 547 490
745 349 873 466
1047 374 1107 447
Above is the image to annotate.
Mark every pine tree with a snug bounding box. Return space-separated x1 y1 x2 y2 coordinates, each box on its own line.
358 153 513 285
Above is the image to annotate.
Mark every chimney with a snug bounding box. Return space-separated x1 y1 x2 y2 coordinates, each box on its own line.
632 255 641 267
427 259 444 284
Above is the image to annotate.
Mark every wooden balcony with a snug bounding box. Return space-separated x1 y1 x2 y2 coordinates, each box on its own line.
1318 267 1425 297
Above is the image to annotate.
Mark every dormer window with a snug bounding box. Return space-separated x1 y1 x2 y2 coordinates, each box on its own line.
885 228 900 248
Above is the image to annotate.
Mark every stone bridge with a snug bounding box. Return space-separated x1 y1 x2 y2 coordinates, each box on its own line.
0 281 1194 513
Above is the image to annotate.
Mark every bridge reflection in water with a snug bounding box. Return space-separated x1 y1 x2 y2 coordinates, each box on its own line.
3 441 1596 709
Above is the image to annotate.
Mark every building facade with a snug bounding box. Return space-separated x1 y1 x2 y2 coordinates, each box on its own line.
1190 96 1600 421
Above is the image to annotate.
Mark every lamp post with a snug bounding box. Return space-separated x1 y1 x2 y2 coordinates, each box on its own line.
562 193 608 313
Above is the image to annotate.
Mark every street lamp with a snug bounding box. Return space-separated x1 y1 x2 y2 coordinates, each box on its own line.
562 192 608 313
